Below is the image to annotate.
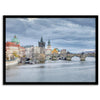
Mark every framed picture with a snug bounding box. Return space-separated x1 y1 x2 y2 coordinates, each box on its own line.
3 15 98 85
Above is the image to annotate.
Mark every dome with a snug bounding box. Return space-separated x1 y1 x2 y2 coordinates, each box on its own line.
11 35 20 44
55 48 60 52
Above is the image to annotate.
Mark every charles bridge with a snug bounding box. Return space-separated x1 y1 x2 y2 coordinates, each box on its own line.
51 52 95 61
65 53 88 61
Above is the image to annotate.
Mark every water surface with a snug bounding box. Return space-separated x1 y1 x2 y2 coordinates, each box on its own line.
6 57 95 82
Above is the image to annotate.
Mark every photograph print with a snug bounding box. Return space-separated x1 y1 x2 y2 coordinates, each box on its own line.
3 16 98 85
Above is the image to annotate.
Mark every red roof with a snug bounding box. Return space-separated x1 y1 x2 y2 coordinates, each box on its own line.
6 42 25 50
6 42 20 47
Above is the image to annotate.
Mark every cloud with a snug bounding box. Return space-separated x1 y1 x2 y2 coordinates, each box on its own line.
83 49 95 52
18 18 38 22
6 18 95 53
27 18 38 21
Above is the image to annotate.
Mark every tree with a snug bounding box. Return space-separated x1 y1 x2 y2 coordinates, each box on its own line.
13 51 19 57
39 54 45 63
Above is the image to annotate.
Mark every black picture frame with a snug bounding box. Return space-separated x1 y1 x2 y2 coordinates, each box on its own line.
3 15 98 85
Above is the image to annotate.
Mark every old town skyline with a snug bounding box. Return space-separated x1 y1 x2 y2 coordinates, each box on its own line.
5 16 97 83
6 18 95 53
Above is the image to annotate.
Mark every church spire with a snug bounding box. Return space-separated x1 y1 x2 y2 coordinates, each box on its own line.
48 40 51 46
40 36 43 42
38 37 45 47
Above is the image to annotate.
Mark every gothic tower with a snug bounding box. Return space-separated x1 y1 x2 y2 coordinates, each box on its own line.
47 40 51 49
38 37 45 54
38 37 45 47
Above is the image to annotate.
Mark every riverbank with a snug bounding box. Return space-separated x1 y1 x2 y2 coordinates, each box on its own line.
6 58 22 69
6 63 25 70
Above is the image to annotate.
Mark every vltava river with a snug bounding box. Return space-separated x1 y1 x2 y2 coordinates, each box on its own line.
6 57 95 82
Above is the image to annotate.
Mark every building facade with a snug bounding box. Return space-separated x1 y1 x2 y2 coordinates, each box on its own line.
60 49 67 59
6 36 25 61
33 46 40 61
45 40 52 60
24 45 34 59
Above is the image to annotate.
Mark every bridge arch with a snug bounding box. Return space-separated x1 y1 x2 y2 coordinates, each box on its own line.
66 53 87 61
71 56 80 61
85 57 95 61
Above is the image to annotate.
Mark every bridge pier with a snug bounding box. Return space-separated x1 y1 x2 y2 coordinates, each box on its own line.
66 57 72 61
80 53 86 61
66 53 87 61
80 57 85 61
66 53 74 61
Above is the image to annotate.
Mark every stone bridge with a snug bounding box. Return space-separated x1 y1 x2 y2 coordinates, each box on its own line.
49 52 94 61
66 53 88 61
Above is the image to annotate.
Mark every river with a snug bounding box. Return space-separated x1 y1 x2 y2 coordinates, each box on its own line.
6 57 95 82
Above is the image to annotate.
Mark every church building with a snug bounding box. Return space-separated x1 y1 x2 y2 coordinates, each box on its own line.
38 37 45 48
38 37 45 54
45 40 52 55
6 35 25 61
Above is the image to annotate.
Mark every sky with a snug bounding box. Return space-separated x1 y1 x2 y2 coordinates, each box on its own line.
6 18 95 53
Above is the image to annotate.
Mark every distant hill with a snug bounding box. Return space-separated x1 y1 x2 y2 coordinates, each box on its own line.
84 50 95 54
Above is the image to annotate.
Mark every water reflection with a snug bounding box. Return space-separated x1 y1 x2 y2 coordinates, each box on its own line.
39 66 45 68
6 57 95 82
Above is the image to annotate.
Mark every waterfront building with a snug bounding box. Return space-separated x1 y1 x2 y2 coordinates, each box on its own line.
6 35 25 61
24 45 41 61
24 45 34 59
51 48 58 60
33 46 40 61
52 48 58 56
19 47 26 58
55 48 60 54
52 48 58 54
60 49 67 59
6 42 19 60
34 46 40 54
60 49 67 54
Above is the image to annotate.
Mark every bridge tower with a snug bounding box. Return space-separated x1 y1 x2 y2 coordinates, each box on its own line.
80 52 86 61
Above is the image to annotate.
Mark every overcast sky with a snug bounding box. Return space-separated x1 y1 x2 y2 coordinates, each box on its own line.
6 18 95 53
